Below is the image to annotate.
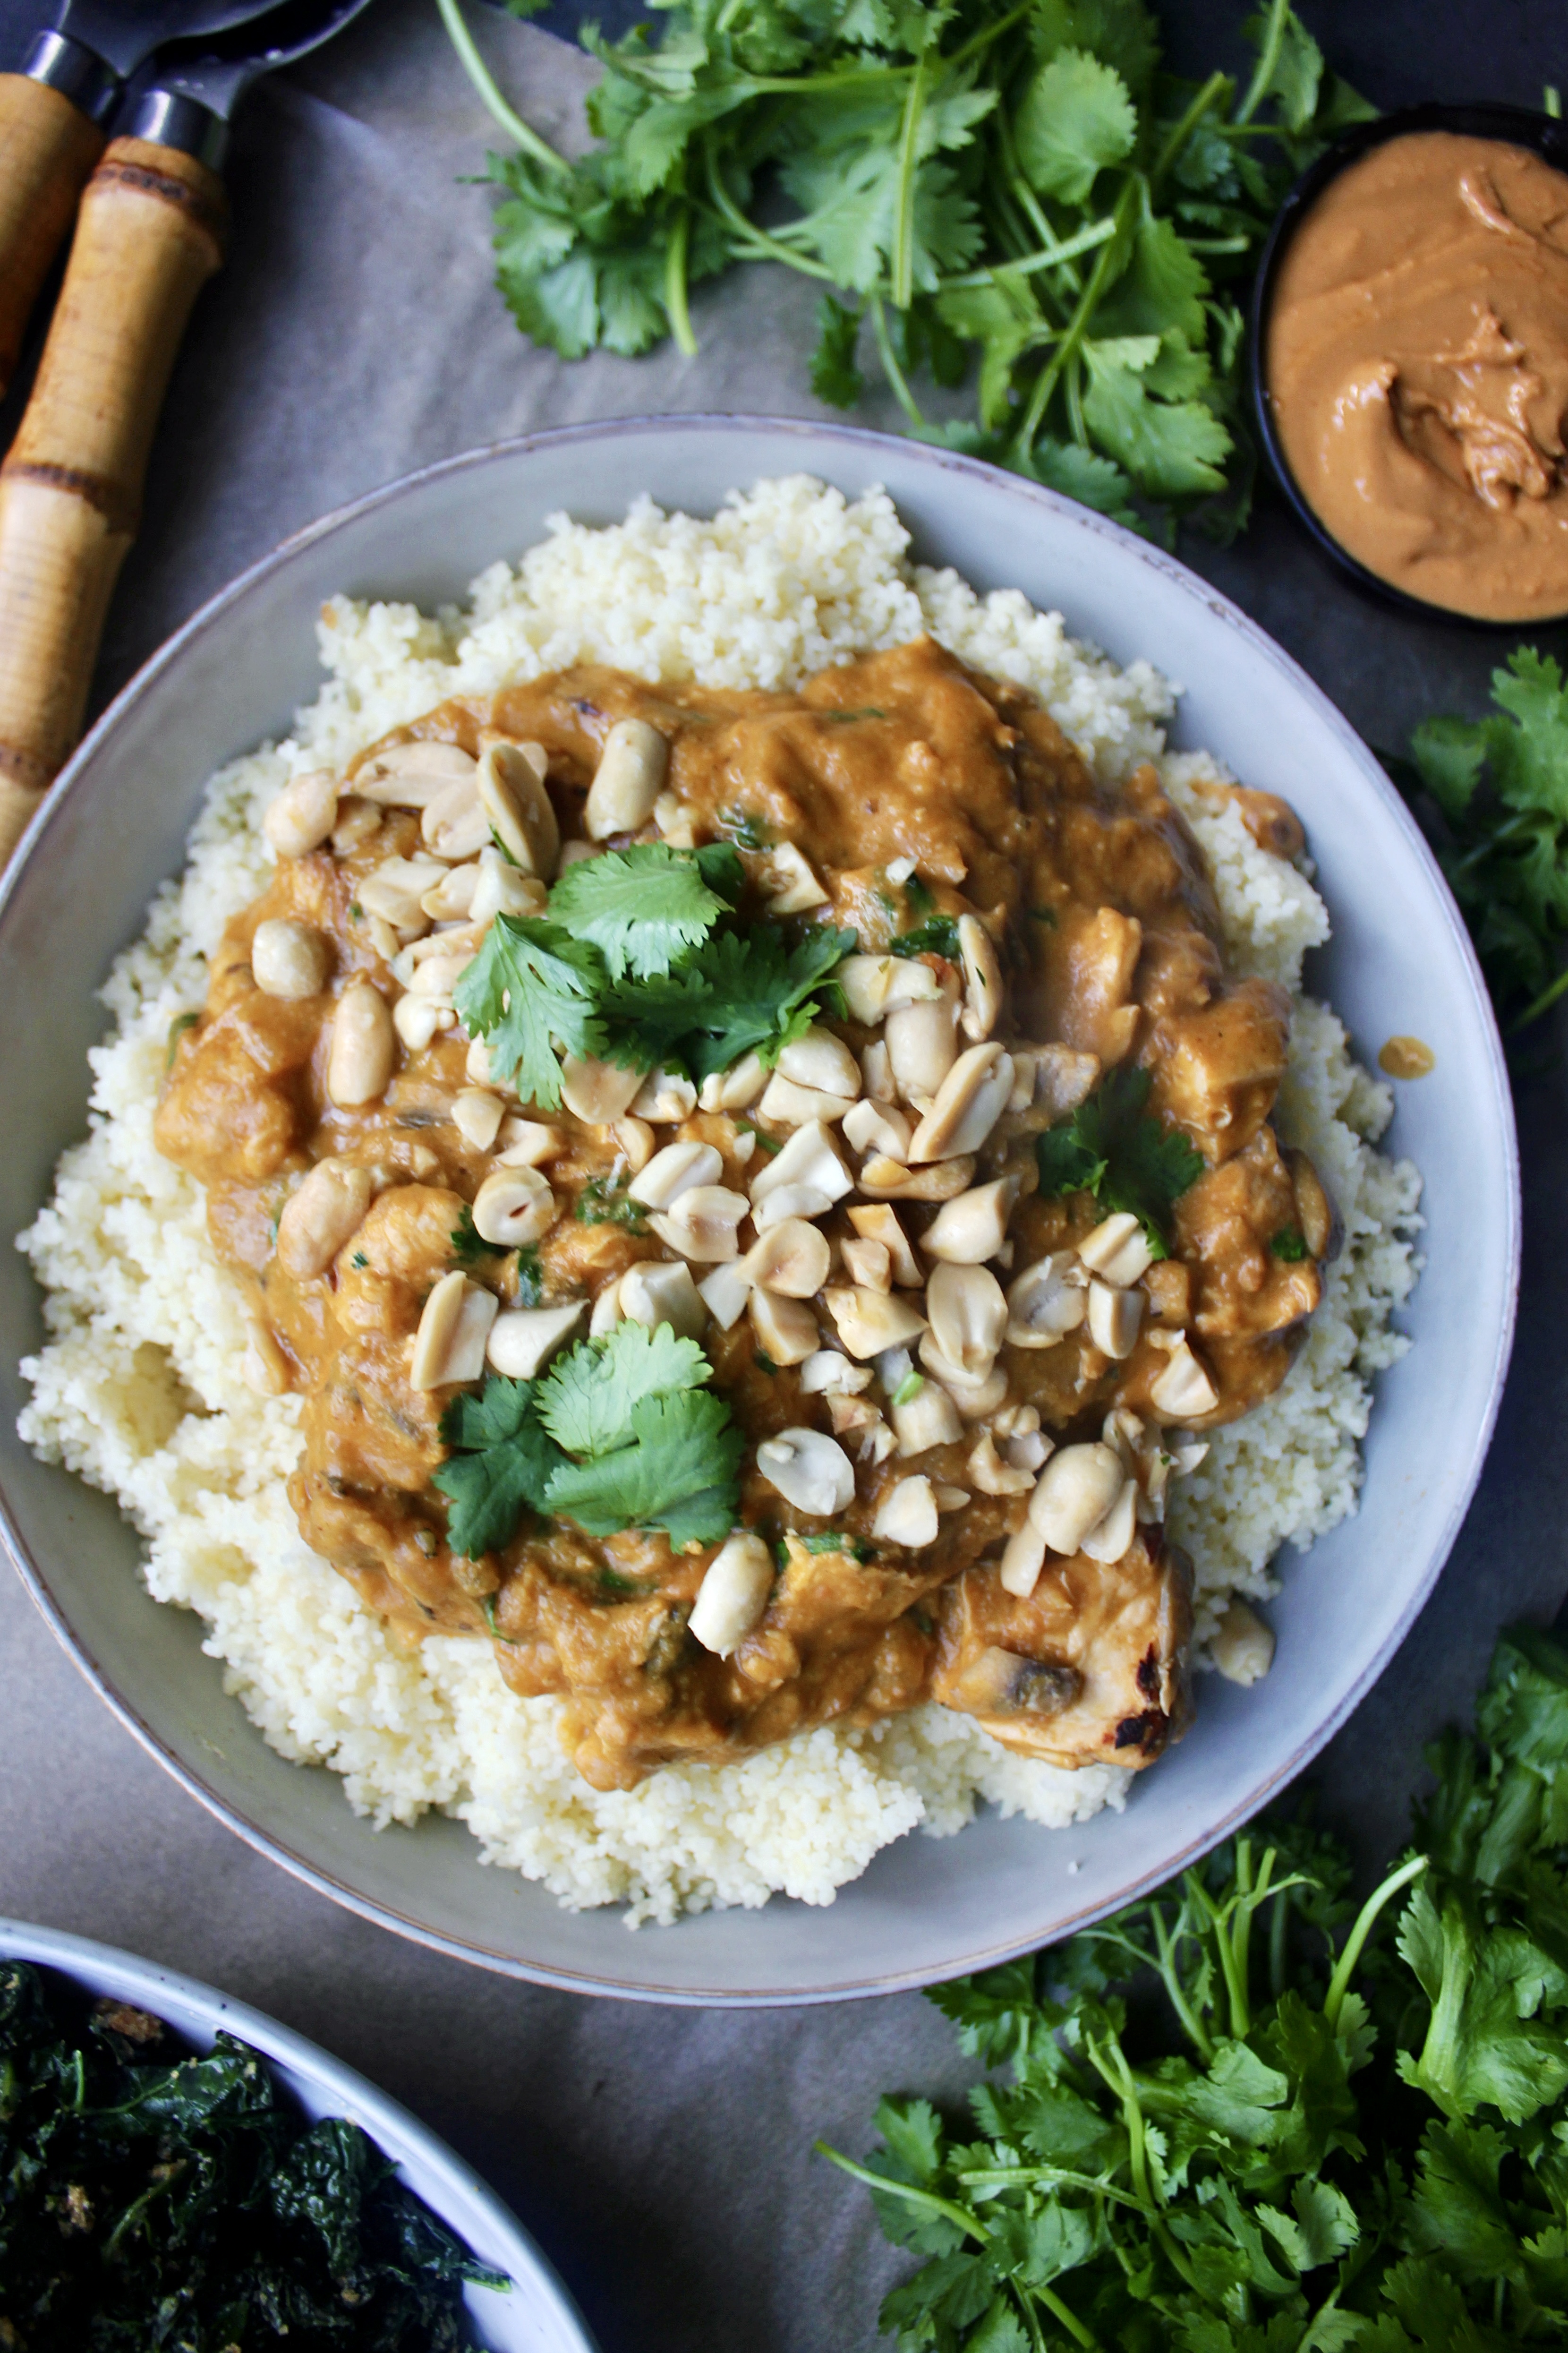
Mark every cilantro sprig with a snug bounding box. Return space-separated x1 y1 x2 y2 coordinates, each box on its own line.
820 1626 1568 2352
455 839 853 1105
1386 647 1568 1034
433 1376 563 1561
605 921 855 1081
1035 1064 1203 1249
441 0 1372 540
537 1323 743 1547
547 840 738 980
434 1323 743 1558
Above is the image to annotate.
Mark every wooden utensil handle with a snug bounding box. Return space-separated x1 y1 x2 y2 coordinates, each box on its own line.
0 74 105 399
0 137 226 864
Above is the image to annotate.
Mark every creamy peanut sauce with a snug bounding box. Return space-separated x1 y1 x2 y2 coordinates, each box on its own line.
1267 133 1568 621
155 638 1329 1791
1379 1035 1435 1080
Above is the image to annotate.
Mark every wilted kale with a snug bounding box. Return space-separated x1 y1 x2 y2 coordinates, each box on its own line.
821 1626 1568 2351
0 1966 505 2349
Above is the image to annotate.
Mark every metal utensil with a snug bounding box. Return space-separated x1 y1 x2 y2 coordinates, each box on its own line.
0 0 376 858
0 0 284 395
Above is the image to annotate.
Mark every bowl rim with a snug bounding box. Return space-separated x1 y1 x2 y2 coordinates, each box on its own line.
0 1912 599 2352
1248 99 1568 630
0 411 1521 2002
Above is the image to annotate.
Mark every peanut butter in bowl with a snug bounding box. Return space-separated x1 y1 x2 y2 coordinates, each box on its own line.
1263 126 1568 623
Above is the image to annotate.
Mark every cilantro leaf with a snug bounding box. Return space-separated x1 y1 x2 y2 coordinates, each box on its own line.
1389 647 1568 1027
1081 340 1231 502
604 922 856 1079
449 1204 504 1269
453 915 607 1109
1397 1886 1568 2125
574 1175 649 1232
1035 1066 1204 1246
544 1389 742 1544
682 924 855 1078
536 1319 710 1457
433 1377 564 1559
546 842 728 980
890 915 961 958
1015 50 1136 206
823 1621 1568 2353
811 293 865 408
1488 646 1568 825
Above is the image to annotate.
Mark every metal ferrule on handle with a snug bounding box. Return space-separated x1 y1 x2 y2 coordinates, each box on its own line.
21 29 119 122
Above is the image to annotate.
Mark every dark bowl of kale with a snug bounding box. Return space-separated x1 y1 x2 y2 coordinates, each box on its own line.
0 1918 595 2353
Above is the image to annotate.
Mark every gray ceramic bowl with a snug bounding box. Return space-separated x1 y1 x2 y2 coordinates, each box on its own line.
0 416 1519 2002
0 1917 596 2351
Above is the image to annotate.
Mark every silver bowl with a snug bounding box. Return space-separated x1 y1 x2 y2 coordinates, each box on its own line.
0 416 1519 2002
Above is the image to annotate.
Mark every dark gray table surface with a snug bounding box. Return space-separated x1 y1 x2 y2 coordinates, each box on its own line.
1 5 1565 2348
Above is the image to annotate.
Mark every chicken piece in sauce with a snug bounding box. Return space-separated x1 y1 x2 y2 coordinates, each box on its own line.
155 637 1326 1790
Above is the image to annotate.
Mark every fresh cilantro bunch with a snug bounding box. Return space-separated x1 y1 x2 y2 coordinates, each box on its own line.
453 839 853 1106
442 0 1372 539
434 1321 743 1557
821 1626 1568 2351
1035 1064 1204 1250
1386 647 1568 1035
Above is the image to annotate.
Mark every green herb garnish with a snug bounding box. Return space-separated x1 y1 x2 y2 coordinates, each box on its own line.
546 839 736 980
449 0 1370 539
754 1350 778 1376
1271 1224 1309 1262
0 1960 504 2343
892 1371 925 1405
480 1593 518 1643
800 1531 873 1562
449 1203 504 1267
536 1322 743 1547
514 1244 544 1306
603 921 856 1080
597 1565 644 1598
350 1250 369 1270
455 838 852 1099
1035 1064 1203 1249
890 916 962 960
537 1318 709 1456
435 1324 743 1556
720 806 771 850
164 1010 198 1068
575 1176 648 1233
818 1626 1568 2352
434 1376 563 1559
453 915 607 1108
1386 645 1568 1032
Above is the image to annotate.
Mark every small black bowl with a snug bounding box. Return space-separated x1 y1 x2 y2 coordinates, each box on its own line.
1248 101 1568 631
